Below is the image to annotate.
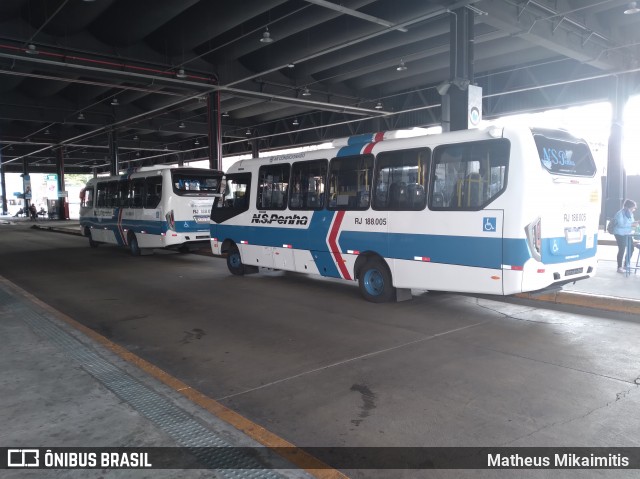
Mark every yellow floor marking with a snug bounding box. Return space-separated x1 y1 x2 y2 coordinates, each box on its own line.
1 276 348 479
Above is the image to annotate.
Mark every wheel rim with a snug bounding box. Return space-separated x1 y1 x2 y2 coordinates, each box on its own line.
229 252 241 268
363 269 384 296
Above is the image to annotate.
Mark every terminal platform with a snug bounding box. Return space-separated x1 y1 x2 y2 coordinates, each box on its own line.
2 217 639 478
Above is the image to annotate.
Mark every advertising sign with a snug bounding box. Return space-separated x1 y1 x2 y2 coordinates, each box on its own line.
46 174 58 199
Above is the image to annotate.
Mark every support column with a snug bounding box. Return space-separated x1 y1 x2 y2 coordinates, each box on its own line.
0 149 6 215
207 91 223 170
251 138 259 158
441 7 476 132
108 128 119 176
22 159 30 211
605 75 630 219
56 147 67 220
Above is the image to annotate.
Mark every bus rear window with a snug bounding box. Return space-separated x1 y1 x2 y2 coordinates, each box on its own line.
534 135 596 177
172 172 221 195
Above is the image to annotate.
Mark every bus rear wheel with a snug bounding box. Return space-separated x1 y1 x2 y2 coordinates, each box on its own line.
359 257 394 303
226 244 245 275
128 232 141 256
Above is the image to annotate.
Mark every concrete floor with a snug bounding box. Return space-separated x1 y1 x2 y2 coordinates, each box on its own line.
1 223 639 478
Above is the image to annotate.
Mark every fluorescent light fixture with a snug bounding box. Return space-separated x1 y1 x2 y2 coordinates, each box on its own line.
245 129 252 136
110 98 119 106
292 118 299 126
396 59 407 71
176 68 187 78
179 121 186 129
625 2 640 14
374 101 383 110
302 87 311 96
77 112 85 120
25 44 38 55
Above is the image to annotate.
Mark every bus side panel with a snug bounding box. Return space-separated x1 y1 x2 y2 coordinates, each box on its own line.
385 210 505 294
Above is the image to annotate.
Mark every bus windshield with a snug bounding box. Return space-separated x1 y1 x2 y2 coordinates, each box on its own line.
532 130 596 177
172 170 221 195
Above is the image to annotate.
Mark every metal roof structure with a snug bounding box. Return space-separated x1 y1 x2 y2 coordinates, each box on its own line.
0 0 639 173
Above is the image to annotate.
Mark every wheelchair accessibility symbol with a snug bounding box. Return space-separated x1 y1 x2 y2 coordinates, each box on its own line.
483 217 497 232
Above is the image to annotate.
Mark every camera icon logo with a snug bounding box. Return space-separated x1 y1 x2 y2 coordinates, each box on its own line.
7 449 39 467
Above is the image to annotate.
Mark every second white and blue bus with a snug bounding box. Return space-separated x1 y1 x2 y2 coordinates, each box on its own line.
80 166 222 255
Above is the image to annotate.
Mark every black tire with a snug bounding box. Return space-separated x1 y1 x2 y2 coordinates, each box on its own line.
358 257 395 303
128 232 141 256
87 229 98 248
226 244 245 275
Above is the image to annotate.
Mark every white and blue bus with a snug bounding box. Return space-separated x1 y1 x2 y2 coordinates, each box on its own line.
210 126 600 302
80 166 222 255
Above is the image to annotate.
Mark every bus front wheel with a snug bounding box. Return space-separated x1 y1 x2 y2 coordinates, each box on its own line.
226 245 245 275
359 258 394 303
128 233 141 256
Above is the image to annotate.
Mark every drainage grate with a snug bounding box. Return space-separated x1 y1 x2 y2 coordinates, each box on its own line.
5 297 287 479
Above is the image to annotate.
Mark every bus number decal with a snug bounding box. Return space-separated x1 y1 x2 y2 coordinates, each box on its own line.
355 217 386 226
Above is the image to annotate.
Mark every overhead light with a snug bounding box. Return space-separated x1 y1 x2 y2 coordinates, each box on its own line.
25 44 38 55
260 27 273 43
396 59 407 71
292 118 299 126
374 101 383 110
8 145 14 151
194 138 200 145
163 145 168 151
44 129 50 135
110 98 119 106
178 121 186 129
287 63 295 68
625 2 640 14
302 87 311 96
176 68 187 79
222 111 230 118
133 134 139 141
135 151 140 157
77 112 85 120
245 129 252 136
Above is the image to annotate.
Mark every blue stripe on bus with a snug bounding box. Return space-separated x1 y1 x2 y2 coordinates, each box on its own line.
541 236 597 264
347 133 376 145
82 217 208 238
337 145 365 156
339 232 504 269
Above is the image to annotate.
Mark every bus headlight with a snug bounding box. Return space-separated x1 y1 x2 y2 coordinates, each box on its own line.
166 210 175 231
525 218 542 261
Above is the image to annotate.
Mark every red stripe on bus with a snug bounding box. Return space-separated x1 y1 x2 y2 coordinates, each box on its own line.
328 211 352 280
362 132 384 154
117 208 127 245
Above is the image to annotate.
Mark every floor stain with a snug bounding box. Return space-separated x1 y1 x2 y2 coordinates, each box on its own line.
180 328 206 344
350 383 376 426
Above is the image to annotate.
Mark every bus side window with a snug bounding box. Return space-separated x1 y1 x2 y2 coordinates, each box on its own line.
373 148 430 211
327 155 373 211
289 159 328 210
430 139 510 210
144 176 162 209
257 164 290 211
130 179 145 208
